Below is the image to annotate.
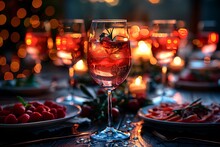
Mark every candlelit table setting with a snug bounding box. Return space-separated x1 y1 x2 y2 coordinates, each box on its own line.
1 17 220 147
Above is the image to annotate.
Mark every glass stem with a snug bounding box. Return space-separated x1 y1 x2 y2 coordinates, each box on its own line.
161 66 167 96
69 66 75 97
107 89 113 128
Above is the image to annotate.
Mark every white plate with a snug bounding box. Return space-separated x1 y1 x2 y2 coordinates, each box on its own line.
0 103 81 129
138 105 220 133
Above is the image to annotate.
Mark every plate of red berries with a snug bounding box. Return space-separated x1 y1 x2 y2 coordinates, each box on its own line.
0 97 81 128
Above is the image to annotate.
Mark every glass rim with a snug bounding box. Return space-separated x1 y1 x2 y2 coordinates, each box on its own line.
92 19 127 23
59 19 84 23
152 19 176 24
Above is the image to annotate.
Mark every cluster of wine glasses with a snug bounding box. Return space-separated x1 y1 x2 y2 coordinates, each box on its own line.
24 18 183 142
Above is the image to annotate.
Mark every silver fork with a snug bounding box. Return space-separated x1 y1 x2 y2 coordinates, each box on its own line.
152 130 220 145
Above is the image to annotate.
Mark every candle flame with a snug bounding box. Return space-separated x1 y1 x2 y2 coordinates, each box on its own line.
135 76 142 85
173 56 182 65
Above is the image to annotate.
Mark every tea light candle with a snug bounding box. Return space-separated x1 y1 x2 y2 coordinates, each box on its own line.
129 76 147 98
133 41 152 62
74 59 88 75
169 56 185 71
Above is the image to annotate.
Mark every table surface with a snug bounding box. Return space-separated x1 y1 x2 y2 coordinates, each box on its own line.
1 61 220 147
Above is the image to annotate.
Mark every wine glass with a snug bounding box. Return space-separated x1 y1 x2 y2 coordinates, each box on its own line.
56 19 85 102
197 20 219 64
25 20 51 73
150 19 179 103
87 19 132 141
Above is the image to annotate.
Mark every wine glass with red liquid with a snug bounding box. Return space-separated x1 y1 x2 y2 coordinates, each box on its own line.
87 19 132 141
150 20 179 103
197 20 219 64
25 21 51 73
56 19 85 102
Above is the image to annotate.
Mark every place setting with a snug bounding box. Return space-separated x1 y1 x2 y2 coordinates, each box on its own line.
1 1 220 146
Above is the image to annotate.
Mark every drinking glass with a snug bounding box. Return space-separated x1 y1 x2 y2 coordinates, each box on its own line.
25 21 51 73
56 19 85 102
87 19 132 141
197 20 219 63
150 20 179 103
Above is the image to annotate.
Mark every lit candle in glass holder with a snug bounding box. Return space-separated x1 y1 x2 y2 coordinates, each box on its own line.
133 41 152 62
129 76 147 98
74 59 88 75
169 56 185 72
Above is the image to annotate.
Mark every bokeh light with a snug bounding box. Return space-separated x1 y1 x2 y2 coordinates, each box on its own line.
45 6 55 16
0 1 5 11
32 0 43 9
17 8 27 19
4 72 14 80
11 16 21 27
17 44 27 58
0 14 7 25
0 29 9 40
10 32 20 43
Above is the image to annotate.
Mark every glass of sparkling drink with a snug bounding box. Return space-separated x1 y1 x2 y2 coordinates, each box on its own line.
87 19 132 142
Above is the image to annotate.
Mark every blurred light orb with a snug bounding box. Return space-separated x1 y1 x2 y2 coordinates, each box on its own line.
0 1 5 11
0 14 7 25
0 37 3 47
50 19 59 29
148 0 160 4
45 6 55 16
11 16 21 27
4 72 14 80
32 0 42 9
1 29 9 40
11 32 20 43
17 8 27 19
24 17 30 27
0 56 6 66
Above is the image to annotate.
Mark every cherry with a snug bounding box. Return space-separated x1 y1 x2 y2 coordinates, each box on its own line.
80 105 92 117
112 107 120 121
4 114 18 124
127 99 140 112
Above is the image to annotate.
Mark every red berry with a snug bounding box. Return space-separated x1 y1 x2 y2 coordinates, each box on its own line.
97 89 105 95
13 103 25 116
35 105 46 114
127 99 140 112
50 108 57 118
112 97 117 104
4 114 18 124
18 113 30 123
29 112 42 122
112 107 120 120
44 100 55 107
80 105 92 117
26 105 36 112
57 108 66 118
0 109 11 116
42 111 54 120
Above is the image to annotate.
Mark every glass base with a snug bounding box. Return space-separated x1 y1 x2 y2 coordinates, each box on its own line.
91 127 130 142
